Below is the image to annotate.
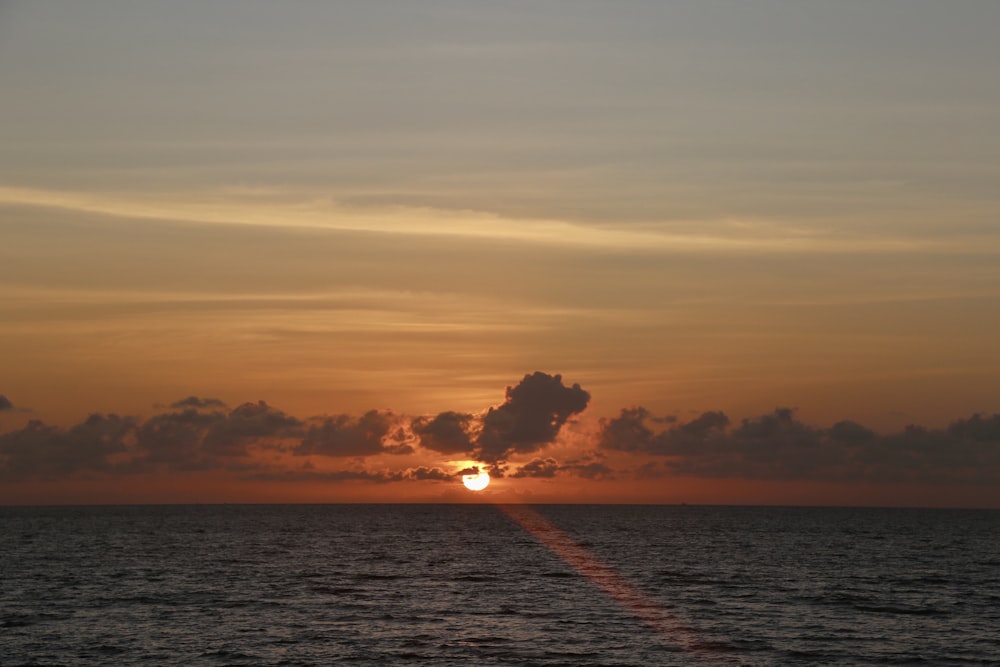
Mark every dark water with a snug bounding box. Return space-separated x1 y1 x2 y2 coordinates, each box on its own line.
2 505 998 666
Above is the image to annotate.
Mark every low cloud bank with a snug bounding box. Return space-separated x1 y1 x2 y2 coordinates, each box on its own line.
598 407 1000 484
2 376 998 486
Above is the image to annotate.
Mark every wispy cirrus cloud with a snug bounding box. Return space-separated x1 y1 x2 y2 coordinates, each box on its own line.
3 185 990 255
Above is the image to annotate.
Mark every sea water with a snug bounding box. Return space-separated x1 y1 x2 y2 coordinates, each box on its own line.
2 505 998 665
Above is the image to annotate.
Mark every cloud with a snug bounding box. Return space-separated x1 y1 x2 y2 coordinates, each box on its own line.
486 462 509 479
203 401 301 456
598 407 1000 484
827 420 877 443
406 466 454 481
598 407 655 453
412 411 475 455
633 461 666 479
0 395 13 411
948 413 1000 442
131 400 302 471
133 408 225 471
246 466 453 483
294 410 402 457
600 407 729 455
0 414 135 480
2 378 998 491
169 396 228 410
476 372 590 463
571 461 615 480
509 454 616 480
511 457 560 478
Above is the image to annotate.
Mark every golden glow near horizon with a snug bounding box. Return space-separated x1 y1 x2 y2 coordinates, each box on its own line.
1 2 999 506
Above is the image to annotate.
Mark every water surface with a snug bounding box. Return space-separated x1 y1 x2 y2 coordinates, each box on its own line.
2 505 998 665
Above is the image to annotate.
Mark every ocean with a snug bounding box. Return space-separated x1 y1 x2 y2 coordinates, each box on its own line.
2 504 998 666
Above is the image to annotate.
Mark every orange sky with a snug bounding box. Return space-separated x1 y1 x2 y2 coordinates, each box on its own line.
1 372 997 508
1 3 999 507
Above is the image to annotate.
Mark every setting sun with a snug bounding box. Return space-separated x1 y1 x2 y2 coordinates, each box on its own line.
462 471 490 492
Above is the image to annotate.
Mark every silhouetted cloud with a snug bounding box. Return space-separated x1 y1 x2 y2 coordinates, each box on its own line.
203 401 301 456
170 396 228 410
600 407 729 455
633 461 666 479
0 414 135 480
571 461 615 480
2 378 998 489
486 462 509 479
246 466 453 483
133 408 224 471
294 410 400 457
511 457 560 478
509 454 617 480
406 466 453 481
131 401 301 471
598 407 1000 484
948 413 1000 441
412 411 475 454
827 420 877 443
0 395 13 411
476 372 590 463
598 407 655 452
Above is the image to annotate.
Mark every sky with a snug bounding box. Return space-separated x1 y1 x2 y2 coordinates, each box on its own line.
1 1 998 507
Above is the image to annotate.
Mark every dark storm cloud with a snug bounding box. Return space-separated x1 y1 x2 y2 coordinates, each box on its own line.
169 396 228 410
0 414 135 480
412 411 475 455
0 395 13 411
476 372 590 463
294 410 401 457
598 407 1000 484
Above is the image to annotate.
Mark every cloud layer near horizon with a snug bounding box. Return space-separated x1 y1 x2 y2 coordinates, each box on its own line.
2 373 998 488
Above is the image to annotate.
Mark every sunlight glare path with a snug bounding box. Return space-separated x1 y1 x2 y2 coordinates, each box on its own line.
498 504 727 663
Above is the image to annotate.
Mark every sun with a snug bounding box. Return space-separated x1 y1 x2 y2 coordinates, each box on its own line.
462 471 491 492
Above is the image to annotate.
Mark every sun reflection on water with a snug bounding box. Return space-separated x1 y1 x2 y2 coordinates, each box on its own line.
497 504 721 662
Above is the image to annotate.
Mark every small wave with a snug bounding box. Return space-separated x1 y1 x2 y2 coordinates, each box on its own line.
854 603 945 616
453 574 496 582
353 573 405 581
1 617 33 628
1 611 71 627
199 648 255 660
310 585 357 595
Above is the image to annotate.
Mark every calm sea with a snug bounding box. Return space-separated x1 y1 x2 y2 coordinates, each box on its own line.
2 505 998 666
